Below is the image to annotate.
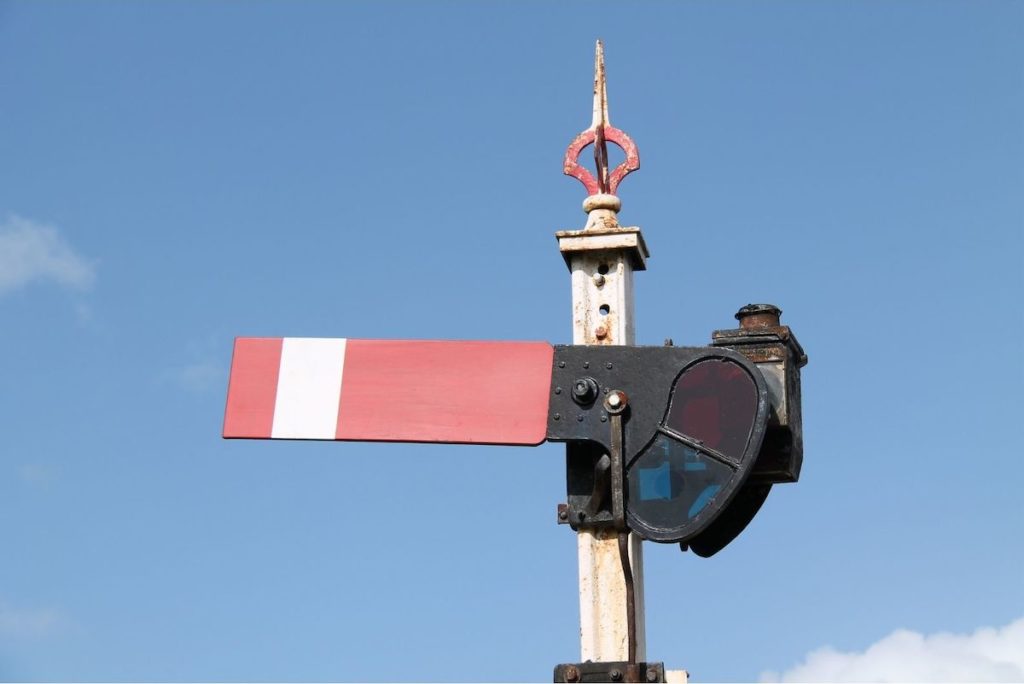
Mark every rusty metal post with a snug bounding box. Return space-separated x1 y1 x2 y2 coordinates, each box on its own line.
556 40 649 664
557 193 649 663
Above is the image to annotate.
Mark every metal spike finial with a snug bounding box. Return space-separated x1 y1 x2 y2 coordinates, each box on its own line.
592 40 610 195
592 39 609 130
564 40 640 198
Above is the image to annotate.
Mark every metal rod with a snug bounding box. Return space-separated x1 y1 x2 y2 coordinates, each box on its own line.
609 409 626 530
618 530 638 665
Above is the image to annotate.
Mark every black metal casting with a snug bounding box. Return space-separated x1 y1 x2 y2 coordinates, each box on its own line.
547 345 771 545
711 304 808 483
676 304 808 557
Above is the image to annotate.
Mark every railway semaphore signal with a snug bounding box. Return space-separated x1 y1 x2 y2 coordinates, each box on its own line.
223 40 807 683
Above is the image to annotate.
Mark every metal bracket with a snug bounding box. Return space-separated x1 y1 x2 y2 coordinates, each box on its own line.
605 389 628 532
554 661 665 683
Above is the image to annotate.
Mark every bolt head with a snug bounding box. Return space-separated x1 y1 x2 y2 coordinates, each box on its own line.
646 668 660 682
565 666 580 682
604 389 628 414
610 668 623 682
571 377 599 405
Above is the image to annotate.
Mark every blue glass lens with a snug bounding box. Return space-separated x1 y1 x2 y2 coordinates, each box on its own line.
638 462 671 501
627 434 734 531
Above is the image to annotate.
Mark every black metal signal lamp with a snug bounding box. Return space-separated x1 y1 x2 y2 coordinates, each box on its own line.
713 304 807 483
553 304 807 558
681 303 808 557
550 345 772 548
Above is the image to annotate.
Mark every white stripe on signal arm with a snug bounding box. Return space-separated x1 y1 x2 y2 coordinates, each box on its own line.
271 338 347 439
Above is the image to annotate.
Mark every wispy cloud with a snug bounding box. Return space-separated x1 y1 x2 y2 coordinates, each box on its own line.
0 215 96 296
18 463 59 487
761 616 1024 682
160 333 230 393
0 602 67 638
161 360 225 393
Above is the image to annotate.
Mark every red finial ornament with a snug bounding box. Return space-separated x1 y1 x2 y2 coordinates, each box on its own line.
563 40 640 197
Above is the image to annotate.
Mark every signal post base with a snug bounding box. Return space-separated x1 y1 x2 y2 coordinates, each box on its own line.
554 660 666 684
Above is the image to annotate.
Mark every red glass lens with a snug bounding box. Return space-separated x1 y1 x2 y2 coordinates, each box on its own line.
664 358 758 461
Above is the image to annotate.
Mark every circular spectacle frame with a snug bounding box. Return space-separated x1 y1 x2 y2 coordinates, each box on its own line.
625 357 768 543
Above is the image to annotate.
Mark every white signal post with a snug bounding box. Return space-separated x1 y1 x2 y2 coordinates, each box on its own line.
558 213 649 664
556 41 650 665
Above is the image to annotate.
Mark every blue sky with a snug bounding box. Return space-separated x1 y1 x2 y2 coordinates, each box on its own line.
1 1 1022 681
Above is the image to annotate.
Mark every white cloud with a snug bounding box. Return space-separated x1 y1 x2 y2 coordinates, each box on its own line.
761 616 1024 682
0 603 66 637
0 215 96 295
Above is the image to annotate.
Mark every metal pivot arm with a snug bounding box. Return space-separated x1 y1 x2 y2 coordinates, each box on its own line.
605 389 628 532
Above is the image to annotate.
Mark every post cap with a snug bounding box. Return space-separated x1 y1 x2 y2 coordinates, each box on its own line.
735 304 782 330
